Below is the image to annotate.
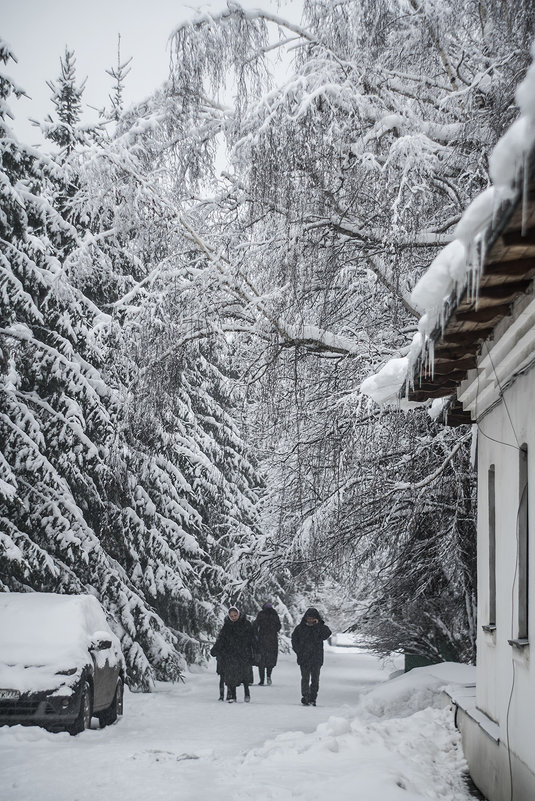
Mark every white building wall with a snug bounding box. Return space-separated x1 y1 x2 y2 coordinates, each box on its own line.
470 363 535 799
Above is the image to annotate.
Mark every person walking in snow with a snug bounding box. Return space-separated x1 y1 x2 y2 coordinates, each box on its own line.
253 601 281 686
211 606 255 703
291 607 331 706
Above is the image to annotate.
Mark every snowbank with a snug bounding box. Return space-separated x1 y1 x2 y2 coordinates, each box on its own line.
233 661 476 801
356 661 475 720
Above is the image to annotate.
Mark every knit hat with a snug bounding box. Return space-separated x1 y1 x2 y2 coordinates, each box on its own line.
305 607 320 619
228 606 240 617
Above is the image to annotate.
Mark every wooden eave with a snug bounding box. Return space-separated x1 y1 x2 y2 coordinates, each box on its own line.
408 155 535 425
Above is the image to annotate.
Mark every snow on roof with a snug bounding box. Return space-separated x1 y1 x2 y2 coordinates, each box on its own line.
361 39 535 408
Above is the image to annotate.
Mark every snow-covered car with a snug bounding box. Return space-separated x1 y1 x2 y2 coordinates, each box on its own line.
0 592 125 735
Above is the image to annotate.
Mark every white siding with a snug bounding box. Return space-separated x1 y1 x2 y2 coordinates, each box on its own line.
474 363 535 787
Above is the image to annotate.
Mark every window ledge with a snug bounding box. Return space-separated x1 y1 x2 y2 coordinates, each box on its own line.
482 625 496 634
508 638 529 649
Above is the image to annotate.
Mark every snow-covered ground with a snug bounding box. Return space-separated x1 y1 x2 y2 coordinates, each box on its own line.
0 645 478 801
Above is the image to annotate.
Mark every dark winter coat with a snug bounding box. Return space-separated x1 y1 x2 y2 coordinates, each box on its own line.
211 615 255 686
291 608 332 668
253 607 281 669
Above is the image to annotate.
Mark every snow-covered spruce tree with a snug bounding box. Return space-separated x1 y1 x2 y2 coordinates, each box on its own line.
63 89 269 645
0 43 200 688
40 47 95 158
165 1 534 661
0 40 99 594
105 35 132 122
36 47 104 244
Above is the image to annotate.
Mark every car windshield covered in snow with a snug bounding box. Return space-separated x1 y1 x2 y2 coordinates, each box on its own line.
0 593 125 734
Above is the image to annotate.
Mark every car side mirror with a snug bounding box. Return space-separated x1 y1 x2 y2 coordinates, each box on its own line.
90 631 113 651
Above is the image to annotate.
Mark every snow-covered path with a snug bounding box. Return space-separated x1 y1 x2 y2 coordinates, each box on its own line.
0 646 477 801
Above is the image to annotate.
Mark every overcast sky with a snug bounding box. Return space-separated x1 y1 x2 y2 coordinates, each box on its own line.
2 0 299 145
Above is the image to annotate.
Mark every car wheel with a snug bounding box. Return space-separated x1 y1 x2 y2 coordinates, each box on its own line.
98 677 124 728
68 681 92 735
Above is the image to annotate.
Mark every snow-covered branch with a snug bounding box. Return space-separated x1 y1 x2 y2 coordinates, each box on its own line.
392 433 472 492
